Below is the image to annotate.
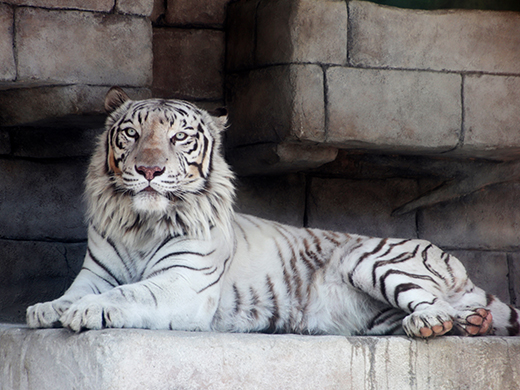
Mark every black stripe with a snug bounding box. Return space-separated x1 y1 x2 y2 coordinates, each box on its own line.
371 244 421 286
265 275 280 333
233 284 241 314
379 269 436 305
81 266 117 288
198 255 231 293
106 237 133 279
147 263 213 279
142 284 159 307
149 249 216 271
393 283 422 308
421 244 447 283
87 248 124 286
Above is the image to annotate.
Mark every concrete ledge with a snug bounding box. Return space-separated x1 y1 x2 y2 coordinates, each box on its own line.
1 325 519 390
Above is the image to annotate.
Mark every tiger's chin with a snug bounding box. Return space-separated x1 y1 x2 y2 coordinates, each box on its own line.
131 190 171 214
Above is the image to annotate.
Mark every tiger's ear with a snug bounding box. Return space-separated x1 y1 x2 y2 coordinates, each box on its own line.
105 86 130 113
208 107 228 130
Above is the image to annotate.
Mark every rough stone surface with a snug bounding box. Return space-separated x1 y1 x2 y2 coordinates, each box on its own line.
1 327 519 390
0 240 85 323
227 64 324 148
227 143 338 175
164 0 229 26
349 1 520 74
235 173 306 227
152 28 225 99
418 182 520 250
307 177 418 239
0 85 150 126
255 0 347 66
5 0 114 12
6 115 105 158
116 0 154 16
448 250 510 304
225 0 257 71
462 74 520 158
326 67 461 153
15 8 152 86
0 4 15 82
0 159 88 241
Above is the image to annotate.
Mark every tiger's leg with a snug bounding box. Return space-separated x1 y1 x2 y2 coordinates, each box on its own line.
343 237 490 338
27 227 130 328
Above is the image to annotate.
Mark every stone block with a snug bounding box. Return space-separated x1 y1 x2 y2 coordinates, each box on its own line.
418 182 520 250
0 129 10 154
116 0 154 16
462 74 520 158
448 250 510 304
235 173 306 227
0 4 15 82
326 67 461 153
7 115 106 158
152 28 225 99
0 84 150 126
0 240 85 323
349 1 520 74
226 0 257 71
255 0 347 66
164 0 229 26
15 8 152 86
307 177 418 239
227 143 338 175
5 0 113 12
1 328 519 390
226 64 325 148
0 159 88 241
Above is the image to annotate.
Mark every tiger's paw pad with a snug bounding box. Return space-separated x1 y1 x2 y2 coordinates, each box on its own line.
402 311 453 338
455 308 493 336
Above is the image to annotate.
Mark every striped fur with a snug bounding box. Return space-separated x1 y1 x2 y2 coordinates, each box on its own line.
27 88 520 337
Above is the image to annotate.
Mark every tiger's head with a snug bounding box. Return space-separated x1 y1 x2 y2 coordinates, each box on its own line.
85 87 235 246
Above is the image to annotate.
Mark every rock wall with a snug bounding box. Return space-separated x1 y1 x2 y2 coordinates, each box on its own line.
1 0 519 323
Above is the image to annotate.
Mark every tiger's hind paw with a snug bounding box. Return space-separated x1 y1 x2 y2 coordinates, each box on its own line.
402 310 453 338
454 308 493 336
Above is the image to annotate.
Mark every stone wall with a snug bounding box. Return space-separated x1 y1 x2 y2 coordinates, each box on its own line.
1 0 520 324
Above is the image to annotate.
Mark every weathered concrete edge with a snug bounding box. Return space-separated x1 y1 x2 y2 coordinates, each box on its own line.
1 325 519 390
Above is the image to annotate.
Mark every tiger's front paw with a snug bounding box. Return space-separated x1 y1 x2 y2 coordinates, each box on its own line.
402 310 453 338
27 299 72 328
60 295 125 332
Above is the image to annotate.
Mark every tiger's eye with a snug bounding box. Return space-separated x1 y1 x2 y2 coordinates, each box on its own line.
174 132 188 141
125 128 138 138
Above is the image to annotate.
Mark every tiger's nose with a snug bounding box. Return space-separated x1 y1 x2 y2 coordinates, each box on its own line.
135 165 165 181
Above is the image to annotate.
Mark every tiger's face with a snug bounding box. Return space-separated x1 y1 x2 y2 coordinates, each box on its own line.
104 87 225 214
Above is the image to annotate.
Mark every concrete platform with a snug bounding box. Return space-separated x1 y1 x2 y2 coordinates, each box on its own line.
1 324 519 390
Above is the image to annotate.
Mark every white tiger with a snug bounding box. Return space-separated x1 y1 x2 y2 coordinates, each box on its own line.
27 87 520 338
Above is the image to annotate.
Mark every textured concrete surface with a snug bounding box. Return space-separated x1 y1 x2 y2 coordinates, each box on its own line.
1 326 519 390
